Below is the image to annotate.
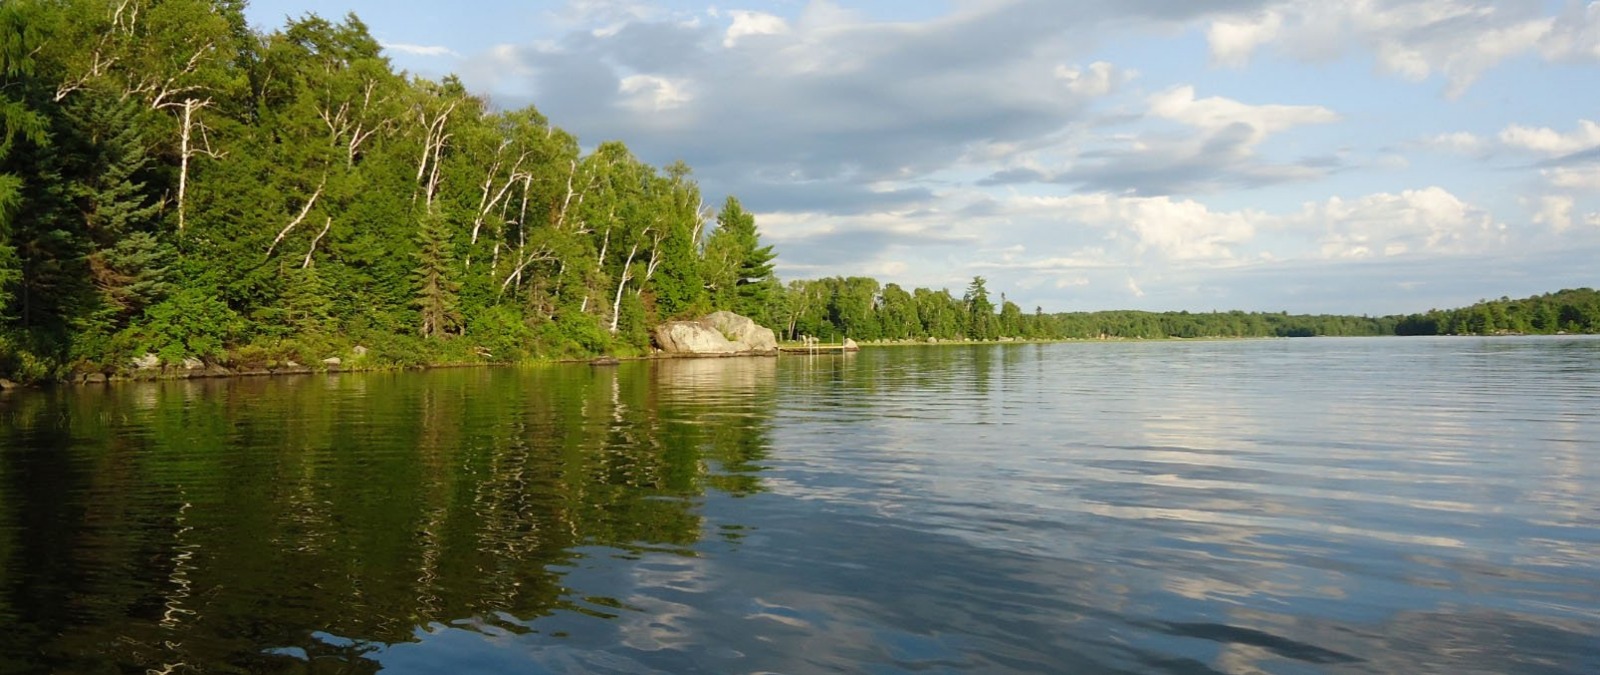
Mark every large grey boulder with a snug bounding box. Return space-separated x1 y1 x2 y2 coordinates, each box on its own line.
654 321 739 355
704 311 778 352
132 353 161 370
653 312 778 355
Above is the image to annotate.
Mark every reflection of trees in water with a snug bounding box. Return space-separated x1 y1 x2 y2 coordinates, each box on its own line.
0 361 776 672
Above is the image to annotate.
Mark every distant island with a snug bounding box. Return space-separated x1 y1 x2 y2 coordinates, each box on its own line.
1 6 1596 384
775 281 1600 342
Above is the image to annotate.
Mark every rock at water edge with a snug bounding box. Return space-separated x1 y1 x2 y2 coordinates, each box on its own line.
653 321 738 355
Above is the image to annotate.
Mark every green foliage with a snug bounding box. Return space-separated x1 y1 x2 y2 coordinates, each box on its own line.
1395 289 1600 336
466 303 535 361
0 2 772 379
136 287 243 362
547 311 611 357
965 277 995 340
704 196 778 324
413 209 461 339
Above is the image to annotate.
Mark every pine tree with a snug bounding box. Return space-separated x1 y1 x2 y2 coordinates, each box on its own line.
414 209 461 339
281 265 333 336
0 1 50 318
704 196 777 324
66 95 167 330
965 276 995 340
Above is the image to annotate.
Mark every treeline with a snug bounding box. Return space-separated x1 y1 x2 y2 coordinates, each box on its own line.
1394 288 1600 336
0 2 777 381
771 276 1396 342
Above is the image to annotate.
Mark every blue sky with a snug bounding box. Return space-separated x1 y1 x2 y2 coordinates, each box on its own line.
244 0 1600 314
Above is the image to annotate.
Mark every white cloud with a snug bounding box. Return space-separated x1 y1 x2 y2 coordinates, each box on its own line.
1207 0 1567 96
1541 1 1600 62
382 42 460 58
1499 119 1600 157
723 10 789 48
1054 61 1130 97
1530 194 1576 233
1008 193 1260 263
1148 86 1340 146
1421 131 1488 155
1545 166 1600 192
1299 187 1505 258
1207 10 1283 67
618 74 692 112
1055 276 1090 289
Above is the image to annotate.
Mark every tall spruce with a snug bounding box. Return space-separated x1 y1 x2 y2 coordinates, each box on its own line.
704 196 777 324
414 209 461 339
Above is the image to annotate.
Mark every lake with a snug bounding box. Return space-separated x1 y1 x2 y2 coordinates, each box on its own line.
1 337 1598 673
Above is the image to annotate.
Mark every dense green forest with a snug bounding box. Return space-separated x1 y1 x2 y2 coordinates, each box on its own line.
773 276 1398 342
776 279 1600 343
0 0 785 382
1393 288 1600 336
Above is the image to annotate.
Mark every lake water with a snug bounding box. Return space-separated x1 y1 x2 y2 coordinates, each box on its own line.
1 337 1598 674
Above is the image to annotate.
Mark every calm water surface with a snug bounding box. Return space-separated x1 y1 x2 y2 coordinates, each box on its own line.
1 337 1598 673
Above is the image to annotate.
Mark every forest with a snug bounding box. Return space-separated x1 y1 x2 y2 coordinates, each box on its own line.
0 1 782 382
1392 288 1600 337
1 2 1595 384
773 275 1397 342
775 280 1600 343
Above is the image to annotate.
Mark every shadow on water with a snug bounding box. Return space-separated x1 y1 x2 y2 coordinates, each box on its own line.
0 360 776 673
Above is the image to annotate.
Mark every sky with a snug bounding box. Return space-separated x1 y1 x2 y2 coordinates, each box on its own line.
242 0 1600 315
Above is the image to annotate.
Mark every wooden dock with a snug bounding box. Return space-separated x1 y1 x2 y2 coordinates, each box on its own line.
778 344 859 355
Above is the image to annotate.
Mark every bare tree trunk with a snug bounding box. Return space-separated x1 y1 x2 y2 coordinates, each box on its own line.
609 243 638 334
170 98 222 231
267 178 325 256
176 100 192 231
302 216 332 268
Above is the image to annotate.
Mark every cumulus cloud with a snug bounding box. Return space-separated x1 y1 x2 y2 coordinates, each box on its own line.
1499 119 1600 157
723 10 789 48
1034 193 1260 262
618 74 692 111
1207 10 1284 67
1148 85 1339 144
977 86 1341 194
1530 194 1576 233
1420 131 1489 156
1544 165 1600 192
1055 61 1133 97
1296 187 1506 258
1205 0 1595 96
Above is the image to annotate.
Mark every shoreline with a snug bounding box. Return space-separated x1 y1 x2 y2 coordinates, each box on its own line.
6 332 1594 391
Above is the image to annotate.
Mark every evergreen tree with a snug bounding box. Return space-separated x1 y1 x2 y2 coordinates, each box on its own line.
965 276 995 340
65 95 167 330
414 209 461 339
704 196 777 324
0 0 51 320
281 264 334 337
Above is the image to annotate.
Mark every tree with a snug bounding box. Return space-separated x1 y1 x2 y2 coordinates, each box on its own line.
414 209 460 338
965 276 995 340
649 161 708 319
704 196 777 324
0 0 51 317
998 297 1023 338
878 283 919 340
